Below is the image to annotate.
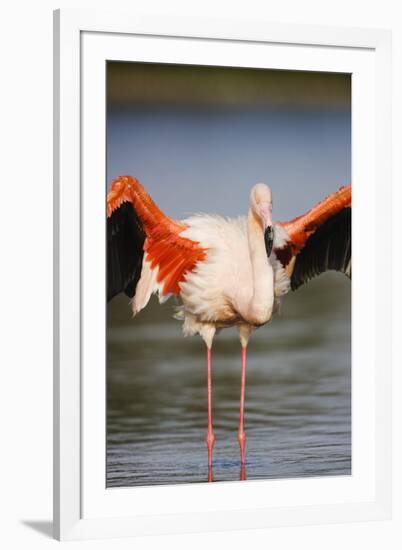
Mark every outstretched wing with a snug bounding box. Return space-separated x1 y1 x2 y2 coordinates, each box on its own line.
290 207 351 290
107 176 207 303
275 184 352 290
107 201 145 301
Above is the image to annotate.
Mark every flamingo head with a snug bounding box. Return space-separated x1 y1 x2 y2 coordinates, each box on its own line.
250 183 274 256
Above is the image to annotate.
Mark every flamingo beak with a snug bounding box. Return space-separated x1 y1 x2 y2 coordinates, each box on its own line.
264 226 274 257
259 202 274 257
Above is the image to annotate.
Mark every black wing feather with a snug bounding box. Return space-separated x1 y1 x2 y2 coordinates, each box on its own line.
291 207 351 291
107 202 146 302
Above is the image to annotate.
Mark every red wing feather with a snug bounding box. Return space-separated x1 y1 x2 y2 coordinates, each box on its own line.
107 176 207 296
279 184 351 254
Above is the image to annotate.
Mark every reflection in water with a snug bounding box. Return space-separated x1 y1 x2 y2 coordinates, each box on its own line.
240 464 246 482
107 273 351 487
207 464 245 482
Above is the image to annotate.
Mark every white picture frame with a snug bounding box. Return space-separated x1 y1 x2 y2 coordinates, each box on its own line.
53 8 392 541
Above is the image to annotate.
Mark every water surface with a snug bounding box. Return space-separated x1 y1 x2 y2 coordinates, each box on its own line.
107 273 351 487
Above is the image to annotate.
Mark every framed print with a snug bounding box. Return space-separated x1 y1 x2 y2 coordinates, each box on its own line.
53 9 392 540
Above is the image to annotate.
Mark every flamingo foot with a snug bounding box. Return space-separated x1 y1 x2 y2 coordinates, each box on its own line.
240 463 246 481
206 430 215 468
237 430 246 465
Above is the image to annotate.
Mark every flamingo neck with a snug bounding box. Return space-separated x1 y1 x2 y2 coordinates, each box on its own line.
246 210 274 325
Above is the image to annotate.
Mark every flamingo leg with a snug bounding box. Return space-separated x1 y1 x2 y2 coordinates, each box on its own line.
206 347 215 468
238 345 247 465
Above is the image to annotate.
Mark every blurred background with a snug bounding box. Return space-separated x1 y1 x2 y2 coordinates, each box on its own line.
106 62 351 487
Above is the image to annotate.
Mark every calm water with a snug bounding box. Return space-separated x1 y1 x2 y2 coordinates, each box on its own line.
107 273 351 487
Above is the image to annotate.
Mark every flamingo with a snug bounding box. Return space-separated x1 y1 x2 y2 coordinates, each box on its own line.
107 176 351 469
